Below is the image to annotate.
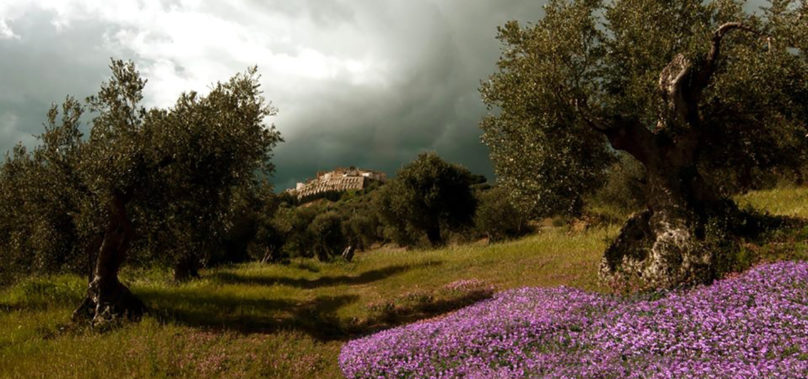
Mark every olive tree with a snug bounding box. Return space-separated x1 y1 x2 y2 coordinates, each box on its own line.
0 98 93 283
307 211 347 261
475 186 529 242
0 60 283 324
481 0 807 289
377 153 477 246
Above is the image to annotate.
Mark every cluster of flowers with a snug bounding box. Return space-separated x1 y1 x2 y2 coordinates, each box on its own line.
340 261 808 378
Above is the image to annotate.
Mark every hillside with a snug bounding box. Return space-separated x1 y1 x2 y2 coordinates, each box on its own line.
0 186 806 378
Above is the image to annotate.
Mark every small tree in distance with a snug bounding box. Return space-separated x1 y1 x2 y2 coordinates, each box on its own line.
475 186 529 243
308 211 347 261
377 152 477 246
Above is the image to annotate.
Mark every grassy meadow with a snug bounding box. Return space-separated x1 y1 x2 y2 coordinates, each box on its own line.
1 186 806 378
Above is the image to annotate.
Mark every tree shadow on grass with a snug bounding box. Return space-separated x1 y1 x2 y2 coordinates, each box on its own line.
209 261 442 289
139 289 359 340
346 289 495 337
0 302 21 312
135 260 495 342
738 214 808 262
139 287 494 342
289 261 321 273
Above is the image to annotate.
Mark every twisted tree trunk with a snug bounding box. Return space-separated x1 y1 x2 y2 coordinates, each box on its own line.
585 23 756 290
598 133 729 289
72 191 144 325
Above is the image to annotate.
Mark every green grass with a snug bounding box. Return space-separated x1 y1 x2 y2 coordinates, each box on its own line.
1 186 806 378
0 227 616 378
737 185 808 219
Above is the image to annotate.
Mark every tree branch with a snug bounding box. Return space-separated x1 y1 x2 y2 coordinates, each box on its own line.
657 22 759 130
658 53 693 127
571 96 655 164
572 97 612 132
694 22 759 95
602 116 655 165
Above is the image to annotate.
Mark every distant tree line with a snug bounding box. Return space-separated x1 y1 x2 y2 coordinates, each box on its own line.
245 152 533 264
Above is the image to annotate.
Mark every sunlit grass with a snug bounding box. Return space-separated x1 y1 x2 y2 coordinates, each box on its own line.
0 227 616 378
736 185 808 219
0 186 806 378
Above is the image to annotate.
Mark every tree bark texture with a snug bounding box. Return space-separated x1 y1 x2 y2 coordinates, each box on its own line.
598 148 730 290
72 191 144 325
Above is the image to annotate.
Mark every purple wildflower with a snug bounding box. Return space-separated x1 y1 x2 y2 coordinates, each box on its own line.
340 261 808 378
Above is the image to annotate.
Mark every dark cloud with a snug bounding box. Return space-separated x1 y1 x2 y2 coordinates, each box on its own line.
269 0 544 189
0 1 544 190
0 10 116 150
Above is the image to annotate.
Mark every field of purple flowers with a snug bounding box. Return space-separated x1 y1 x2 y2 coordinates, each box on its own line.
340 261 808 378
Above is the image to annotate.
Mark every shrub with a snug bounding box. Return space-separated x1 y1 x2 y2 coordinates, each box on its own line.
475 186 528 242
307 211 347 261
342 214 378 251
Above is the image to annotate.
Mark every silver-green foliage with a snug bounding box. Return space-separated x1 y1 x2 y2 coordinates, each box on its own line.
0 59 282 280
480 0 808 217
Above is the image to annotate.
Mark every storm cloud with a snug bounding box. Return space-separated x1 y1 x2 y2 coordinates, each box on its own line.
0 0 544 190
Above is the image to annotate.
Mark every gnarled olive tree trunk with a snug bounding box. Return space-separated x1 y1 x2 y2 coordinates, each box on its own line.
598 129 729 289
590 23 755 290
72 191 144 325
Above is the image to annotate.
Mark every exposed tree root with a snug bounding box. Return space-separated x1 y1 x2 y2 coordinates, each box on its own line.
72 278 145 329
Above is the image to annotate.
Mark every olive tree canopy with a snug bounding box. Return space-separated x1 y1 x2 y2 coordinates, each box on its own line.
481 0 807 289
0 60 282 324
377 153 477 246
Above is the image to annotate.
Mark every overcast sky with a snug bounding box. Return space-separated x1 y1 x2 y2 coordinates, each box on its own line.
0 0 544 190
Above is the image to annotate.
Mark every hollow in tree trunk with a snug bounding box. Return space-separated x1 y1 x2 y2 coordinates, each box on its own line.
72 191 144 325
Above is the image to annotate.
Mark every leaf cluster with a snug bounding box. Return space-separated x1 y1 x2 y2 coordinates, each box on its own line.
375 153 477 246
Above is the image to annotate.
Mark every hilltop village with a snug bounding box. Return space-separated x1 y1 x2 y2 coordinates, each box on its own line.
285 167 387 201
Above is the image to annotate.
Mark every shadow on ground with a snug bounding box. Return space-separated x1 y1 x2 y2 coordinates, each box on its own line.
135 260 497 341
139 289 360 340
209 261 442 289
0 303 22 312
350 289 495 335
739 215 808 263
